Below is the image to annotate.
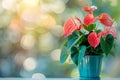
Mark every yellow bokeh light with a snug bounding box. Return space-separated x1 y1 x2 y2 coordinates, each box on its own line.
110 0 117 6
36 14 56 29
50 25 63 37
39 32 58 52
21 7 41 23
17 1 39 17
2 0 17 11
21 34 35 49
40 0 65 13
22 0 39 7
50 0 65 14
70 68 79 78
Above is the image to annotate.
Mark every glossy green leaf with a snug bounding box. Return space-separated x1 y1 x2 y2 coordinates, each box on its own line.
95 44 103 54
60 46 69 64
100 34 114 56
96 29 102 33
83 24 96 31
78 45 86 64
68 31 81 49
71 46 79 65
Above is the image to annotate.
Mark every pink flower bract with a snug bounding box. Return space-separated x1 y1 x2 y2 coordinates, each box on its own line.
101 25 116 38
88 32 101 48
64 17 82 37
98 13 113 27
84 14 96 26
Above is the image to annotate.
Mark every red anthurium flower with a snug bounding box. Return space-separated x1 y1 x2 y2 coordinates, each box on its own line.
83 6 91 13
84 14 96 26
83 5 97 13
64 17 82 37
74 16 82 30
88 32 101 48
101 25 116 38
98 13 113 27
77 24 82 30
64 18 76 37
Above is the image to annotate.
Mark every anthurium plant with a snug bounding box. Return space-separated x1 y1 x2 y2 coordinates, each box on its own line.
60 6 116 65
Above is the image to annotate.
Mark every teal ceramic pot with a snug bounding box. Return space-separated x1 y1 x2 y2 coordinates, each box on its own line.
79 77 100 80
78 55 103 78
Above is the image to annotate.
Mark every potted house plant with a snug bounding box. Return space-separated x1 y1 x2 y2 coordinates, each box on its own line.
60 5 116 78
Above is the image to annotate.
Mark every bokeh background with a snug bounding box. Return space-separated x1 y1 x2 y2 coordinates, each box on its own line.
0 0 120 78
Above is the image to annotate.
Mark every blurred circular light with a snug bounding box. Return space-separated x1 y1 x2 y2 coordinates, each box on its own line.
23 57 36 71
21 34 35 49
50 25 63 37
36 14 56 28
22 0 39 7
70 68 79 78
110 0 117 6
32 73 46 79
2 0 17 11
40 0 54 12
34 27 48 34
51 49 61 61
40 0 65 13
9 18 21 32
0 12 12 28
21 7 41 23
23 23 37 30
50 0 65 14
39 32 58 52
8 30 20 43
14 52 26 65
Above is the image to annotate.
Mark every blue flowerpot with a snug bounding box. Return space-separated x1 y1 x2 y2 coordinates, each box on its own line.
78 55 103 78
79 77 100 80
